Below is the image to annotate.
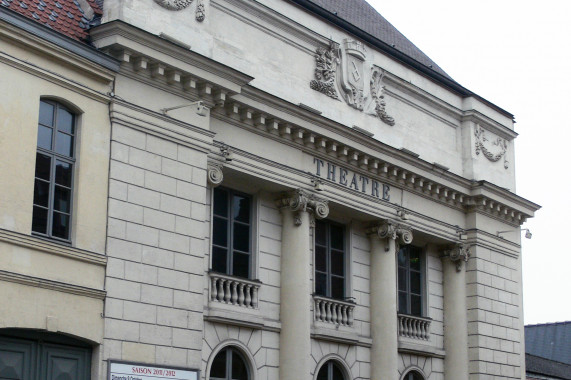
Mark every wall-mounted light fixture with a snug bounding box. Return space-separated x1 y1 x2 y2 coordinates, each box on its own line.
311 178 324 192
160 101 208 117
497 228 532 239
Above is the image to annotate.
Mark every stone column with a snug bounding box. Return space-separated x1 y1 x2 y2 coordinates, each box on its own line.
367 221 413 380
441 244 470 380
276 189 329 380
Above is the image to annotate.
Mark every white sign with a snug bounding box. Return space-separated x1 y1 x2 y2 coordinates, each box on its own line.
109 362 198 380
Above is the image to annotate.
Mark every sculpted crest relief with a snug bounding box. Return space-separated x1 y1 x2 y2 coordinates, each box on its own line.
474 125 509 169
310 39 395 126
154 0 206 21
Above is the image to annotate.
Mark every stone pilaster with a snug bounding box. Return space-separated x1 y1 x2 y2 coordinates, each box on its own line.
367 220 413 380
441 244 470 380
275 189 328 380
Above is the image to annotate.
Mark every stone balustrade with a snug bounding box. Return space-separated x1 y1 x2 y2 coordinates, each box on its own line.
209 272 260 309
397 314 431 341
313 295 355 326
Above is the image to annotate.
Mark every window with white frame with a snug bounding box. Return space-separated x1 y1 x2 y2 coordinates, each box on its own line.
211 187 252 279
209 347 249 380
316 360 345 380
32 100 76 241
314 220 346 300
397 245 424 316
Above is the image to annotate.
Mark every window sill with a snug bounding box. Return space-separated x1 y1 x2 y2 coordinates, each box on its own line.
398 338 445 359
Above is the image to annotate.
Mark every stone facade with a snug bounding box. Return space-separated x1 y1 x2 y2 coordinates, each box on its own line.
0 1 539 380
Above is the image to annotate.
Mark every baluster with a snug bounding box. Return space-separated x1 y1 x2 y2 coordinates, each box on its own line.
211 277 218 301
238 283 245 306
398 316 403 336
348 306 354 326
319 301 326 321
252 286 259 309
243 284 251 307
231 281 238 304
224 280 231 303
325 302 332 323
218 278 225 302
341 305 347 326
404 317 410 337
315 299 321 321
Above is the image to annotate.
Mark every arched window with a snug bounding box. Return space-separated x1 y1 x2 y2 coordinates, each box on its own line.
209 347 249 380
33 99 77 241
317 360 345 380
403 370 424 380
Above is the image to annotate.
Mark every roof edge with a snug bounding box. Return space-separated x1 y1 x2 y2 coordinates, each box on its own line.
287 0 514 119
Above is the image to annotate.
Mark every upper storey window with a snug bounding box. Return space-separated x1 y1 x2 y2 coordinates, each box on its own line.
398 245 424 316
314 220 346 300
211 187 252 279
32 100 76 241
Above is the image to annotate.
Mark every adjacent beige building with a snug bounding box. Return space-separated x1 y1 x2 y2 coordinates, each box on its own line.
0 1 539 379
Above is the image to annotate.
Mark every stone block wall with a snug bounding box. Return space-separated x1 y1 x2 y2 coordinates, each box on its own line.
102 123 207 374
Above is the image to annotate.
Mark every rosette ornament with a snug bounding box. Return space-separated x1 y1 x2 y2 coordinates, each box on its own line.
207 163 223 187
275 189 329 226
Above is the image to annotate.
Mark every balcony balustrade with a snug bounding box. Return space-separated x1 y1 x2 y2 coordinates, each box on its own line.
209 272 260 309
397 314 431 341
313 295 355 327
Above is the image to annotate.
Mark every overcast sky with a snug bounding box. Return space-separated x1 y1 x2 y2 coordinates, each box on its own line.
366 0 571 325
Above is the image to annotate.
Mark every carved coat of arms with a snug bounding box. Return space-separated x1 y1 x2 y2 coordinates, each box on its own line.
310 39 395 126
154 0 206 21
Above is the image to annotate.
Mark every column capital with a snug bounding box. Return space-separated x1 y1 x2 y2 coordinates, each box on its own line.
207 162 224 187
440 243 471 272
366 220 413 246
275 189 329 225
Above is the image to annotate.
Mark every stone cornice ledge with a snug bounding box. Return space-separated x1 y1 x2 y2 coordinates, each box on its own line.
204 308 281 332
311 327 372 347
0 228 106 266
0 270 106 300
398 340 446 359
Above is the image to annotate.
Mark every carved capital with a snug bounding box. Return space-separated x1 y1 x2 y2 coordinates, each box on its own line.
275 189 329 225
440 244 471 272
366 220 413 246
207 163 223 187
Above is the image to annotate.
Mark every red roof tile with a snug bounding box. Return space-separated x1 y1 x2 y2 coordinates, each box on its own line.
1 0 102 42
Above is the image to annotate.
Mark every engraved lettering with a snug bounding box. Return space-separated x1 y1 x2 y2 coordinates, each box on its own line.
371 180 380 198
327 163 336 182
314 157 324 177
360 176 369 193
349 173 359 190
382 184 390 201
340 168 348 186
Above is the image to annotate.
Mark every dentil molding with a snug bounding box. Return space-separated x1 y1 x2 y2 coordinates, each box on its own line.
275 189 329 225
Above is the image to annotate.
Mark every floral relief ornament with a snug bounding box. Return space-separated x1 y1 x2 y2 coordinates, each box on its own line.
474 125 509 169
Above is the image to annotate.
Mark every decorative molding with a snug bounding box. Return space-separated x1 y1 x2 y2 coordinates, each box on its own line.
366 220 413 246
207 162 224 187
475 124 509 169
275 189 329 225
309 39 396 126
154 0 193 11
195 0 206 21
0 270 106 300
309 42 339 99
440 243 471 272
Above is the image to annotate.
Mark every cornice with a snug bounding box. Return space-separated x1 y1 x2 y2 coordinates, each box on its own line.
0 228 107 266
0 270 106 300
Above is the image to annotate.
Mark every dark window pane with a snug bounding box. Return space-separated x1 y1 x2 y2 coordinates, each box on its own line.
213 217 228 247
232 252 249 278
32 206 48 234
332 362 344 380
411 295 422 316
409 247 421 270
331 250 344 276
233 223 250 252
210 349 226 378
316 365 328 380
231 350 248 380
398 292 408 314
410 272 421 294
315 245 326 272
52 212 70 239
212 246 228 274
398 268 407 292
330 224 344 250
37 125 53 150
34 179 50 207
315 272 327 296
55 132 73 157
233 195 250 223
35 153 51 181
398 249 406 266
331 276 344 299
315 220 326 245
39 101 54 127
54 186 71 213
55 160 72 187
213 188 228 216
57 108 74 134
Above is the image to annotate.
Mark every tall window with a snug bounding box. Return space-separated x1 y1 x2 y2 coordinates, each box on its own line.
209 347 249 380
403 370 424 380
316 360 345 380
314 220 345 299
398 245 424 316
32 100 76 241
212 187 252 278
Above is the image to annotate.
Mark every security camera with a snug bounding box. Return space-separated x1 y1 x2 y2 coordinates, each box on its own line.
195 102 208 117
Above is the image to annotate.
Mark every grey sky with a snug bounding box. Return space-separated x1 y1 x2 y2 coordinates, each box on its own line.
367 0 571 324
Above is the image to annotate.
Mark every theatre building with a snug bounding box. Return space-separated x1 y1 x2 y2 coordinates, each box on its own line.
0 0 539 379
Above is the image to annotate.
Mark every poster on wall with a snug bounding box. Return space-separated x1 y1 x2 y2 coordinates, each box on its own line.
109 362 199 380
